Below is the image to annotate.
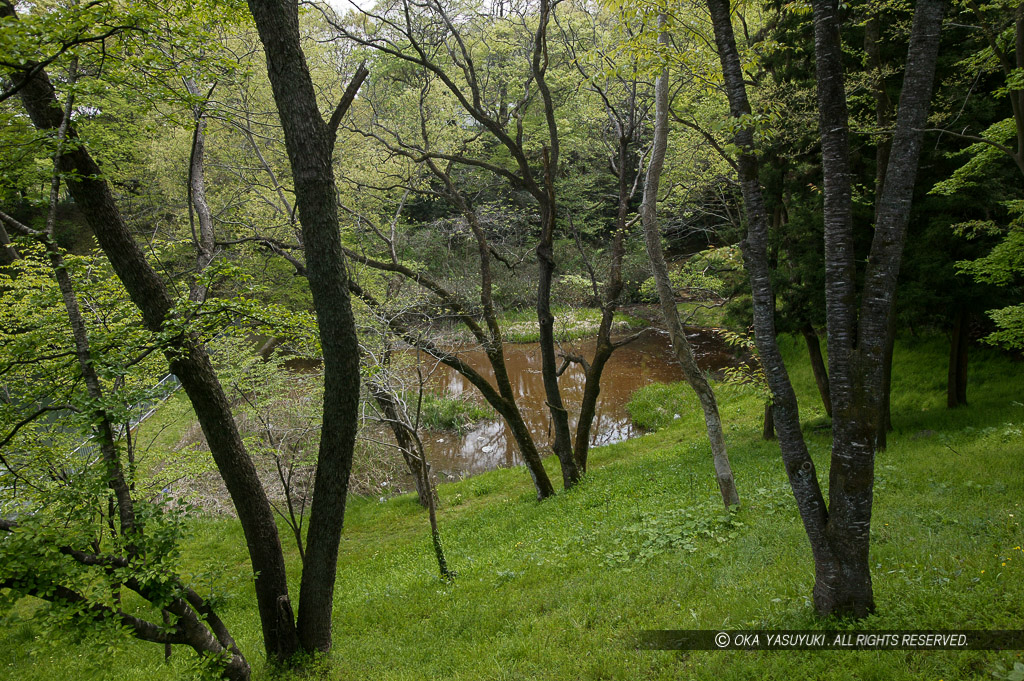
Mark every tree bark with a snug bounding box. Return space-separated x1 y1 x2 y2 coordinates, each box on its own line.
369 383 430 507
532 0 579 489
710 0 944 617
947 306 970 407
438 166 556 499
763 402 775 440
572 132 635 473
48 242 137 537
0 221 19 266
867 12 899 448
0 60 252 677
245 0 363 655
876 301 896 450
6 33 300 657
183 77 216 303
708 0 827 564
642 19 739 509
810 0 878 614
801 323 833 417
536 150 580 489
815 0 947 616
333 0 603 492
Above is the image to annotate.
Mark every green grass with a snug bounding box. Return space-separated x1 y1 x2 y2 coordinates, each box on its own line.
495 306 648 343
625 381 697 431
676 300 732 329
131 390 195 456
2 335 1022 680
417 391 494 433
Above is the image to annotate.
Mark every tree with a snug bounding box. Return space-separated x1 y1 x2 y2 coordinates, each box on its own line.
927 0 1024 352
640 11 740 508
241 0 369 656
328 0 647 492
0 60 251 677
0 238 254 681
1 0 368 665
706 0 947 616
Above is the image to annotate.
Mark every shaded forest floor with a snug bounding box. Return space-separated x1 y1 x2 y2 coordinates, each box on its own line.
1 335 1022 680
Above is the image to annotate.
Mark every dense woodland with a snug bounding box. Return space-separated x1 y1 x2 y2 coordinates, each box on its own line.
1 0 1022 679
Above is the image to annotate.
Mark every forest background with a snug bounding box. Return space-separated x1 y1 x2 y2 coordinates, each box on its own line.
0 0 1022 679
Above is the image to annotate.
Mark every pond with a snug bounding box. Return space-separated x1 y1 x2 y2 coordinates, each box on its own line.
418 327 740 478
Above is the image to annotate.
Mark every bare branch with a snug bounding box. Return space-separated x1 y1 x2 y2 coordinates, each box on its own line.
328 61 370 145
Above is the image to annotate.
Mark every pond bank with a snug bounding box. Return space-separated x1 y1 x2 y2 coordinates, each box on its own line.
415 324 745 479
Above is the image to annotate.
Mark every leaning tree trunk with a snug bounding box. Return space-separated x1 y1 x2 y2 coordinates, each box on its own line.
245 0 363 655
49 234 250 679
369 384 431 507
6 33 300 658
710 0 845 615
641 20 739 509
348 278 557 500
800 323 833 417
444 172 557 499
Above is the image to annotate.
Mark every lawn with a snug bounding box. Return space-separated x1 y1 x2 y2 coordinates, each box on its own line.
1 335 1022 680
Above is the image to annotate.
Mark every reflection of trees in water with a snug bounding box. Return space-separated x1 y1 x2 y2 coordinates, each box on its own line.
423 329 741 475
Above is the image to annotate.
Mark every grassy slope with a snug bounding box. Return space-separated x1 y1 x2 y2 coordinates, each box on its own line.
1 336 1022 680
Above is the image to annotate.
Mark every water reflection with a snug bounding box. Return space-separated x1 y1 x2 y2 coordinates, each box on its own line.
421 328 739 476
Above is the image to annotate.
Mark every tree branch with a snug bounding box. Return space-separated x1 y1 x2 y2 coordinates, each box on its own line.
328 62 369 146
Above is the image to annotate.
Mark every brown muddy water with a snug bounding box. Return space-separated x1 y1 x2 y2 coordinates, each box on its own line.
419 328 740 478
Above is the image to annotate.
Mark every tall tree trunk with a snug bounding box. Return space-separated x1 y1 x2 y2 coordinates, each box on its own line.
815 0 947 616
801 323 833 417
536 154 580 489
183 77 216 303
245 0 363 655
947 306 970 407
641 20 739 509
532 0 579 490
707 0 827 564
572 135 634 473
6 37 301 658
710 0 945 617
811 0 878 612
866 15 898 449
